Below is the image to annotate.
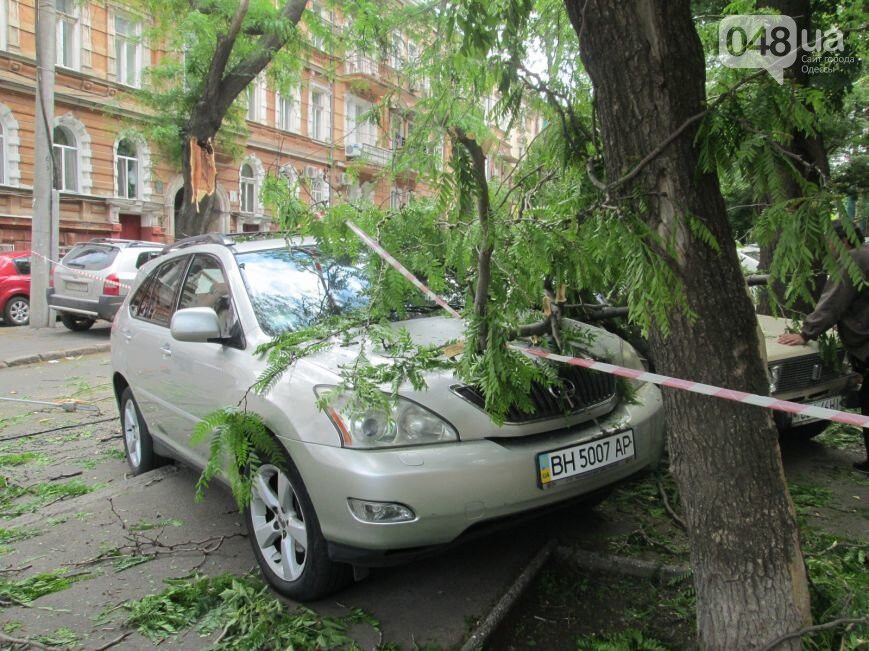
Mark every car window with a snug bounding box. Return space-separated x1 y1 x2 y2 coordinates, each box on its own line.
62 244 120 270
237 247 370 336
12 258 30 275
178 255 238 339
130 256 188 327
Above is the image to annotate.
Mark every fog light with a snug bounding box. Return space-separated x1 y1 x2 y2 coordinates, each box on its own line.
348 499 416 523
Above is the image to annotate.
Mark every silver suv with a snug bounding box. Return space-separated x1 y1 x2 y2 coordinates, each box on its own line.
111 234 666 601
48 238 162 331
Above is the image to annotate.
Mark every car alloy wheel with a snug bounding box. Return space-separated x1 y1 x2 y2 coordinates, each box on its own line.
123 399 142 468
5 297 29 326
250 464 308 582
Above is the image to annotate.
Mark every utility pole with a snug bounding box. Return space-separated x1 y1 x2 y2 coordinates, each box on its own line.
31 0 57 329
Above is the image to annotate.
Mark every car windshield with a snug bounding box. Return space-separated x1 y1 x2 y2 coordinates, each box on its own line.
62 244 119 270
237 247 371 336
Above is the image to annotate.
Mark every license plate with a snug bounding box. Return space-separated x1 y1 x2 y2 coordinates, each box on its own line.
792 396 842 424
537 430 635 488
64 280 88 293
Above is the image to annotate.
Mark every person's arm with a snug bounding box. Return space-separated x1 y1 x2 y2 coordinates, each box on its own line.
800 270 857 341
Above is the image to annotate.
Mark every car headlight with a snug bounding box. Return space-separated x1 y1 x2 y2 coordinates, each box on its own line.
316 387 459 448
769 363 784 394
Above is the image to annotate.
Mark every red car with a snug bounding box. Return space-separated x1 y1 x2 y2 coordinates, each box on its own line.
0 250 31 326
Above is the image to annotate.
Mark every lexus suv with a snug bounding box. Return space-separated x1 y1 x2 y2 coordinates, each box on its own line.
111 234 666 601
48 239 162 331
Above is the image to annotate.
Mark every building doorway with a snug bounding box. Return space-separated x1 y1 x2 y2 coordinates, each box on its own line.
119 214 141 240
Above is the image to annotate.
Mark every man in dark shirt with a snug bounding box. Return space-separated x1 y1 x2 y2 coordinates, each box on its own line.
779 221 869 474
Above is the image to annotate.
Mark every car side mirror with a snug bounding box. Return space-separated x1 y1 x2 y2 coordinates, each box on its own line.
170 307 222 343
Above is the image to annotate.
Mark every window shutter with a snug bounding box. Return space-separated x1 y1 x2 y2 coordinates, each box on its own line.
81 5 92 70
325 93 332 143
257 77 267 123
8 0 20 47
107 11 117 81
274 91 281 128
306 90 313 138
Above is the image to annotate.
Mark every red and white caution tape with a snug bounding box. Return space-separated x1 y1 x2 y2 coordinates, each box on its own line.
345 220 462 319
344 220 869 429
523 347 869 428
30 251 132 291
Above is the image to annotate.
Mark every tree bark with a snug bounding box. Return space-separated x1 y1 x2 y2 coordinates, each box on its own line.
565 1 812 648
174 0 309 237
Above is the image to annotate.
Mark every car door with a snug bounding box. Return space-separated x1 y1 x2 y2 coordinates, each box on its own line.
121 255 191 443
167 254 251 467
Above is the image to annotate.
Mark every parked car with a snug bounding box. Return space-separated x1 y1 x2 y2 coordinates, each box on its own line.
759 314 860 438
48 239 163 331
111 234 666 601
0 250 31 327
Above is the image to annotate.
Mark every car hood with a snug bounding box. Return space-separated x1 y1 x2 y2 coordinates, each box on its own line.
299 315 628 440
757 314 822 363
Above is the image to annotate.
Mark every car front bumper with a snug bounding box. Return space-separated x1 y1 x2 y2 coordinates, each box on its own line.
46 289 123 321
281 382 665 564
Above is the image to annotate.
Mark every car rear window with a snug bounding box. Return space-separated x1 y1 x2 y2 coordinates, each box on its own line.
62 244 119 271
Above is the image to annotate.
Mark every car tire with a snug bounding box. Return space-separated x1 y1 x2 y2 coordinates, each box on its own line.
245 444 352 602
60 314 96 332
4 296 29 326
782 420 830 441
120 388 160 475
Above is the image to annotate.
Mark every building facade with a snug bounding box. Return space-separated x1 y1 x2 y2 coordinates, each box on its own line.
0 0 539 249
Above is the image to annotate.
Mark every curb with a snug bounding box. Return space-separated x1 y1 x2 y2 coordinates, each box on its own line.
0 343 112 369
460 539 556 651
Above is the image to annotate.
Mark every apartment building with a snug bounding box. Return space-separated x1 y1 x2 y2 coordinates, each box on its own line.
0 0 539 249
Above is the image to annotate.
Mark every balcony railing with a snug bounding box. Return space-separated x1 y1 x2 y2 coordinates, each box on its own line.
344 53 379 77
345 142 392 167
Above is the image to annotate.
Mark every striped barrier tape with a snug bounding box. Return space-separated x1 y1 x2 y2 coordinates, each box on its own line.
30 251 133 292
344 220 869 429
345 220 462 319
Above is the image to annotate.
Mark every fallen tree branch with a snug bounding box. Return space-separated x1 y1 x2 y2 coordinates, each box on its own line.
759 616 869 651
0 631 51 650
657 480 687 531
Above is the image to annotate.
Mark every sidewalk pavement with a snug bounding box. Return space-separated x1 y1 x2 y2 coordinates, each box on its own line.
0 322 111 368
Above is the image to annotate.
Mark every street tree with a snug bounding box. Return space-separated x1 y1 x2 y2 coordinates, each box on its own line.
135 0 315 237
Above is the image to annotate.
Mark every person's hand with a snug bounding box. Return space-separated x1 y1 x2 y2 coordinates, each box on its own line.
778 333 807 346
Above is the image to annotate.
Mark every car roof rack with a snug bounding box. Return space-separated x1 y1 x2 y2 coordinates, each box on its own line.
85 238 161 248
161 233 235 254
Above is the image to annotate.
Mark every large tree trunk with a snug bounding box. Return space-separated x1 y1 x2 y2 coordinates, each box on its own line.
176 132 220 239
566 1 812 648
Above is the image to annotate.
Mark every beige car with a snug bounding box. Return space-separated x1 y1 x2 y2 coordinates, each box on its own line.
759 314 861 437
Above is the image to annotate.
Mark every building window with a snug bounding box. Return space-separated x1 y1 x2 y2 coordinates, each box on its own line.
0 0 7 51
0 123 5 185
55 0 80 70
390 187 412 210
115 14 142 88
346 96 377 147
309 88 331 142
52 126 77 192
309 1 331 50
240 163 256 213
309 175 329 205
277 90 300 133
116 139 138 199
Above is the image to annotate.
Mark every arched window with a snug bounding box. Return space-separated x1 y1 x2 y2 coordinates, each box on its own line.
52 126 78 192
0 123 5 185
240 163 255 214
116 139 138 199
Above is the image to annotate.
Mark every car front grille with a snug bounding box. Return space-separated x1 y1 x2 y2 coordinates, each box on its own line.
774 351 846 394
452 365 617 423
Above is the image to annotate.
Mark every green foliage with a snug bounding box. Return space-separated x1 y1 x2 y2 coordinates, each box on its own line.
801 529 869 650
190 409 283 509
0 570 90 606
575 629 670 651
34 628 79 649
0 453 42 467
0 478 96 518
123 573 378 648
